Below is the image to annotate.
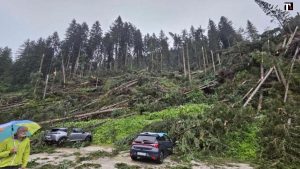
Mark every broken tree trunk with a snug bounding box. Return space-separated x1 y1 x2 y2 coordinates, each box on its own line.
201 46 207 73
217 53 221 65
61 56 66 88
43 74 49 99
33 54 45 96
242 78 262 101
74 45 81 75
187 43 192 83
285 26 298 54
284 47 299 103
199 80 218 90
257 57 264 112
204 47 209 65
160 49 163 72
276 65 287 89
243 66 274 107
39 107 124 125
182 45 187 77
211 50 216 74
273 66 281 83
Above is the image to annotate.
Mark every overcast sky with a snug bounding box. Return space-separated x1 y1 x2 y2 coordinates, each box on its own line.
0 0 299 58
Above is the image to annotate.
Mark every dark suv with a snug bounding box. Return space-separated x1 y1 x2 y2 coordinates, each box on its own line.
130 132 173 163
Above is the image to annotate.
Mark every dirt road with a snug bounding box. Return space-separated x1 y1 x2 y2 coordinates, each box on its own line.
29 145 253 169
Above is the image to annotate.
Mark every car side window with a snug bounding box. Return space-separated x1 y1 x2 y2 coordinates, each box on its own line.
72 128 82 133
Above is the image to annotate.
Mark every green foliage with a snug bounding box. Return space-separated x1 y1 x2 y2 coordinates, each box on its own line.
91 104 208 144
62 119 104 129
225 124 259 161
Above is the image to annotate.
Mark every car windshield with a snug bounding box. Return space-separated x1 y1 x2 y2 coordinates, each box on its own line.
134 135 157 143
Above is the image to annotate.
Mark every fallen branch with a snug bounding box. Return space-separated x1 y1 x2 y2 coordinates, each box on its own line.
285 26 298 54
284 47 299 103
0 102 26 112
243 66 274 107
199 80 218 90
105 79 138 96
40 107 124 125
276 65 287 89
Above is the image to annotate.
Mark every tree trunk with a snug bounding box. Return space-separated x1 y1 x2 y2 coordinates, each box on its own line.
201 46 206 73
204 47 209 65
187 43 191 83
151 51 154 71
177 46 181 71
284 47 299 103
211 50 216 74
182 45 187 77
257 57 264 112
43 74 49 99
33 54 45 96
125 43 127 68
66 53 71 71
74 45 81 75
39 54 45 73
61 56 66 88
51 69 57 92
160 49 163 72
96 77 99 88
243 67 274 107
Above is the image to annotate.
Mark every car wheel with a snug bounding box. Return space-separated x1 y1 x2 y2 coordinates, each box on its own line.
45 141 52 145
57 137 66 146
156 151 164 164
131 156 137 161
85 136 92 142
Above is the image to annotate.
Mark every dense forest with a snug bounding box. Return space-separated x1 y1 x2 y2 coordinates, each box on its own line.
1 0 300 168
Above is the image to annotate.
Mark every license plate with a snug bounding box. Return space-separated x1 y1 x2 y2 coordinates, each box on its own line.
137 152 146 156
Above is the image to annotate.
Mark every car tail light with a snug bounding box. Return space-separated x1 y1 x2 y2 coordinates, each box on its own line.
151 142 159 148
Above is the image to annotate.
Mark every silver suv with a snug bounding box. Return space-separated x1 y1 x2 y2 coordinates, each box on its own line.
44 128 92 145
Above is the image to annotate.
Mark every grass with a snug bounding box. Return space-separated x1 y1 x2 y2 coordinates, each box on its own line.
92 103 209 144
114 163 140 169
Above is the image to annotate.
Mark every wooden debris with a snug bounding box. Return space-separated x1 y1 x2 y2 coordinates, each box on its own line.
40 107 124 125
199 80 218 90
211 50 216 74
43 74 49 99
243 66 274 107
284 47 299 103
285 26 298 54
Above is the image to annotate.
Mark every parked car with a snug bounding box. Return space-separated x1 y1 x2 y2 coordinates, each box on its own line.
44 127 92 145
130 132 173 164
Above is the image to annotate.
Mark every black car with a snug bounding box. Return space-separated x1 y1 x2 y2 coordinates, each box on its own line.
130 132 173 164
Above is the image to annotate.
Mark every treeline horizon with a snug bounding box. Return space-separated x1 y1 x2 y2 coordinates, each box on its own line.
0 0 299 90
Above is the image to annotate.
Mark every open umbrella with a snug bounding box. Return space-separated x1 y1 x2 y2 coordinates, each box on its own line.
0 120 41 142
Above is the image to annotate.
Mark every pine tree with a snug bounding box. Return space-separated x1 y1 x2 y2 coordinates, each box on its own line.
133 29 143 68
207 19 220 51
88 21 103 70
218 16 237 48
254 0 292 33
246 20 259 41
0 47 12 81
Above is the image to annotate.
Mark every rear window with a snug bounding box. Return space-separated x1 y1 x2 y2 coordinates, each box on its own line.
134 135 157 143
